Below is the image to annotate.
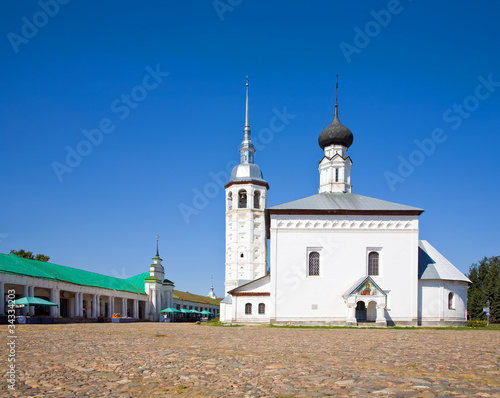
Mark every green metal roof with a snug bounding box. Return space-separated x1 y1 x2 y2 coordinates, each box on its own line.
125 272 149 293
173 290 220 306
0 253 146 295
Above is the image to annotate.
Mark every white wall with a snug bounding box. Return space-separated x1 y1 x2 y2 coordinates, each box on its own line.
233 295 270 323
270 214 420 325
419 279 468 325
219 302 231 322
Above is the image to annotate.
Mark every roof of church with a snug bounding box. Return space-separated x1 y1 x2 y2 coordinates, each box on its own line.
268 192 423 214
0 253 146 294
418 240 471 283
318 104 354 149
227 163 267 185
227 275 270 294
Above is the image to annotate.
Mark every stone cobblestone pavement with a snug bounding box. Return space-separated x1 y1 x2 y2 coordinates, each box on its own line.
1 323 499 397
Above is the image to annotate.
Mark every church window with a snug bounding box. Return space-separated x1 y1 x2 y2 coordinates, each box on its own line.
254 190 261 209
258 303 265 314
245 303 252 314
227 192 233 210
238 190 247 208
308 251 320 276
368 252 379 276
335 168 339 182
240 253 244 258
448 292 455 310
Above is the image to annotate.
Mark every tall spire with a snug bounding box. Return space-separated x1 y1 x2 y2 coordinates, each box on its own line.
156 234 160 258
335 74 339 119
245 76 249 128
239 76 255 164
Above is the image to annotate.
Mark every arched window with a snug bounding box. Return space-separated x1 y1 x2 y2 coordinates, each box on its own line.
245 303 252 315
448 292 455 310
238 190 247 208
258 303 265 314
227 192 233 211
368 252 379 276
308 252 320 276
254 191 261 209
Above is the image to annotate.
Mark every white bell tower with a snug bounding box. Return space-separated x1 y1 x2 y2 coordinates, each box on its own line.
224 78 269 296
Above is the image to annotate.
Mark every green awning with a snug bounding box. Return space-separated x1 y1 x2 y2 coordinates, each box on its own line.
13 297 58 307
200 310 212 315
160 307 180 313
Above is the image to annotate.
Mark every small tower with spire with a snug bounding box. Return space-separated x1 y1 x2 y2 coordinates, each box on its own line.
144 235 174 320
207 275 217 299
317 75 354 193
149 234 165 281
223 78 269 296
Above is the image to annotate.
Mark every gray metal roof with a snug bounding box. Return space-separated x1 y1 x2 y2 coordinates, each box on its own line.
268 192 423 212
221 295 232 304
418 240 471 283
228 275 270 294
228 163 267 184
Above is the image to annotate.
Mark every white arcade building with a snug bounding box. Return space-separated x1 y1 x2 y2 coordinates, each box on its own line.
220 80 470 326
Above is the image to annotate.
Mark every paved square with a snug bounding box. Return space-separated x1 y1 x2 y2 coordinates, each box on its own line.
2 323 499 397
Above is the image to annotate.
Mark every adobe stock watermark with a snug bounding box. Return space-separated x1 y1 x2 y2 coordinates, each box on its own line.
178 106 296 224
385 74 499 192
7 0 71 54
213 0 243 21
339 0 412 64
51 64 169 182
6 290 17 391
111 266 132 280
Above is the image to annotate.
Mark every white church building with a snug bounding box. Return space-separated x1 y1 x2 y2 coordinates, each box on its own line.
220 80 470 326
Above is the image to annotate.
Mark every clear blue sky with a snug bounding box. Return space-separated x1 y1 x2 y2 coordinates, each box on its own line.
1 1 499 297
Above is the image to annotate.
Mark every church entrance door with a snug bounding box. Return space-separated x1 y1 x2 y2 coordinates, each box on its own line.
355 301 366 321
367 301 377 321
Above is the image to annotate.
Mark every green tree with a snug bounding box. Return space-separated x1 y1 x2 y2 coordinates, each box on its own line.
10 249 50 262
467 255 500 323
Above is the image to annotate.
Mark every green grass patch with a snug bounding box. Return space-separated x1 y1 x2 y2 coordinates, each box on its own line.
201 317 243 327
203 322 500 331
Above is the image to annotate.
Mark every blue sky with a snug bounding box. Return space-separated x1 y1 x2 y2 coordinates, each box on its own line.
1 1 499 297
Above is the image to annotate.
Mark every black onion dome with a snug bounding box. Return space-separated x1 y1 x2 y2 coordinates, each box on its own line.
318 105 353 149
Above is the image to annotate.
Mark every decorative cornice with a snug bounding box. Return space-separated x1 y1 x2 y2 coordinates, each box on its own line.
231 292 270 297
225 180 270 189
272 218 417 231
268 209 423 216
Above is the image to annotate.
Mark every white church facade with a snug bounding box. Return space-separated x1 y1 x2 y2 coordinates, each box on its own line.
220 80 470 326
